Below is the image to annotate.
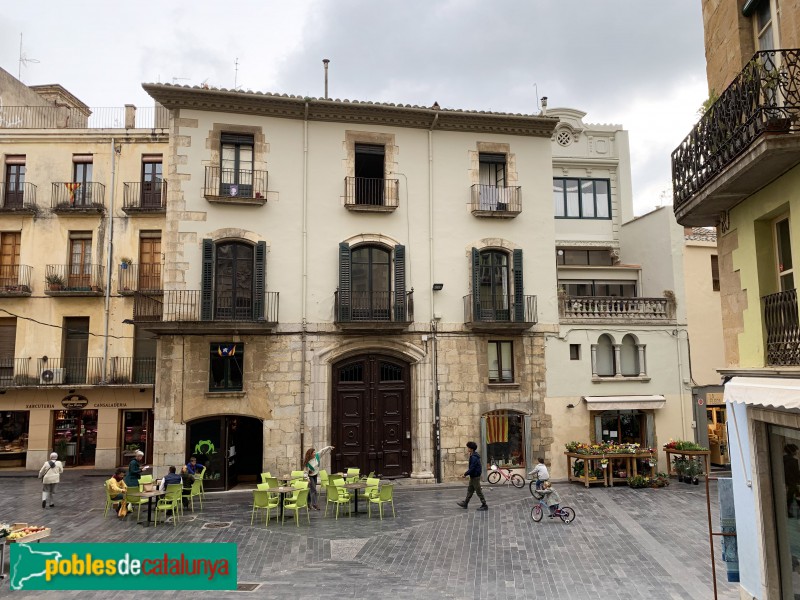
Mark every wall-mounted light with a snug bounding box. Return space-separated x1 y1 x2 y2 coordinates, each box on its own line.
122 319 134 325
432 283 444 291
566 403 575 409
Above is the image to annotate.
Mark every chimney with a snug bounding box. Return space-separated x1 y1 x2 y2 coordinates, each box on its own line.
540 96 548 116
323 59 330 99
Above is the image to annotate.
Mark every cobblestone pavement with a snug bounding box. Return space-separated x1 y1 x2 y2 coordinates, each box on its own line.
0 471 738 599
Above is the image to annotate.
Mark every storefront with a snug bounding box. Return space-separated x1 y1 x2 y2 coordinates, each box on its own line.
186 415 263 490
480 410 532 475
0 411 29 467
692 386 730 466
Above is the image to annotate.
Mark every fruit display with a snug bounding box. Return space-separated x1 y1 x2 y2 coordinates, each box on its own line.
5 525 48 542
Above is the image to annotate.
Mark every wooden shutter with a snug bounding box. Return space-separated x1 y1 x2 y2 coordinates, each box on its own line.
0 318 16 360
254 241 266 320
201 239 214 321
513 249 524 322
471 248 480 321
338 242 351 322
394 244 406 322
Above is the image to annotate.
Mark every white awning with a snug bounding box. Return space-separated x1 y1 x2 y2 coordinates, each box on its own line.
725 376 800 411
583 395 666 411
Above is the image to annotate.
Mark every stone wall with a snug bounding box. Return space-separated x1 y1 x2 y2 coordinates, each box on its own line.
718 226 745 368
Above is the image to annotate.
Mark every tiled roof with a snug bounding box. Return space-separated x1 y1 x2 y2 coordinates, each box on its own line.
685 227 717 242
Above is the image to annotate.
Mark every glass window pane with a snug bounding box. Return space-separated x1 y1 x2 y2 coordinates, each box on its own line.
553 180 565 217
595 181 610 218
581 180 595 217
565 179 580 217
488 343 499 381
777 219 793 272
588 250 612 266
769 424 800 598
500 342 513 382
564 250 587 265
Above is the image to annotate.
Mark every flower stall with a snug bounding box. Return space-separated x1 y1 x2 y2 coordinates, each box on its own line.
663 440 710 485
565 441 657 488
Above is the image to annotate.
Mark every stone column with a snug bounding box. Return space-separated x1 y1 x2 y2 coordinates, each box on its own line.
124 104 136 129
590 344 598 377
613 344 623 378
637 344 647 377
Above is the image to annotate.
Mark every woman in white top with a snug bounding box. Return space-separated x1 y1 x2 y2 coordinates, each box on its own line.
303 445 333 510
38 452 64 508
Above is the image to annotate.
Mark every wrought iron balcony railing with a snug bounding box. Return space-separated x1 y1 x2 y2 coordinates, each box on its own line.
335 290 413 323
51 182 105 212
107 357 156 385
559 296 675 321
133 289 279 323
123 181 166 212
0 357 154 387
344 177 399 210
0 265 32 295
0 358 35 387
45 264 104 294
469 184 522 216
763 289 800 366
672 49 800 208
118 263 162 294
463 294 537 325
37 357 104 385
203 166 268 201
0 182 37 211
0 105 168 129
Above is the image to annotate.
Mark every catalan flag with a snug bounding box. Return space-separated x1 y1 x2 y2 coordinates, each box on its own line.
486 413 509 444
64 182 81 204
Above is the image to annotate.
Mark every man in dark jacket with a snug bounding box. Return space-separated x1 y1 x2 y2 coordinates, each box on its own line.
457 441 488 511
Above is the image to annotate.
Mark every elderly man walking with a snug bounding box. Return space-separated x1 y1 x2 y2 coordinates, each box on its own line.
38 452 64 508
457 441 488 511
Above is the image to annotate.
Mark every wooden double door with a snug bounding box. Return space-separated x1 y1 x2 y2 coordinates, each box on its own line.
332 354 411 478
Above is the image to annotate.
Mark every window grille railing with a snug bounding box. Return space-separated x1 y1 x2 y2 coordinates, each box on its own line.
123 181 166 211
0 182 37 210
470 184 521 214
203 166 268 200
463 294 537 324
133 290 279 323
335 290 413 322
763 289 800 365
344 177 399 208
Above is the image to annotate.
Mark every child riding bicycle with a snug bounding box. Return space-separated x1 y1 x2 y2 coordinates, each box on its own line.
529 457 550 490
533 481 561 517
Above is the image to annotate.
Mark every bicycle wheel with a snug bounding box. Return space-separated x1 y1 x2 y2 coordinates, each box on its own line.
559 507 576 524
529 480 538 495
531 504 543 522
511 474 525 488
487 471 501 484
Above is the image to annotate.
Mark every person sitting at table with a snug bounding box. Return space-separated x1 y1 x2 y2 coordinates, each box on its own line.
106 468 128 517
185 456 204 475
159 466 182 491
180 466 195 509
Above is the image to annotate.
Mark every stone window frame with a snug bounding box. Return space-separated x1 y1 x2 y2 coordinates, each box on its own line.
204 123 268 191
342 131 398 204
468 142 518 187
208 341 244 392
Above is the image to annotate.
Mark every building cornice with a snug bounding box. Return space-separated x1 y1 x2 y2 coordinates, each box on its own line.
142 84 559 138
0 130 168 144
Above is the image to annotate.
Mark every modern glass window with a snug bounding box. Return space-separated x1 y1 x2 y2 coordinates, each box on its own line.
554 178 611 219
768 424 800 598
0 410 29 454
488 340 513 383
560 280 637 297
220 134 254 197
121 410 150 465
598 411 645 445
556 249 614 266
775 217 794 291
485 410 525 468
209 342 244 391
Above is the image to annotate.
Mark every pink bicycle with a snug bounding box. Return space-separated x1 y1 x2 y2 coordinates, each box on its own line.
487 464 525 488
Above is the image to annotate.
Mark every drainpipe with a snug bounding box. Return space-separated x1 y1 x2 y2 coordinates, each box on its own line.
674 328 689 440
102 138 118 383
429 110 441 482
299 101 310 461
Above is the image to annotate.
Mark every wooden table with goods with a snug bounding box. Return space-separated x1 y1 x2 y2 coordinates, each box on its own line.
1 523 51 579
565 452 657 488
565 453 608 488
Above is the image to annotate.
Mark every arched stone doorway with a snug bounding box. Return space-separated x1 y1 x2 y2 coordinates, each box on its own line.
186 415 263 490
332 353 411 477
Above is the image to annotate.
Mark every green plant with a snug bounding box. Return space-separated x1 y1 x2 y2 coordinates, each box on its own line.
627 475 649 489
649 474 670 488
673 457 688 475
572 459 584 478
45 273 65 287
685 459 704 478
697 89 719 118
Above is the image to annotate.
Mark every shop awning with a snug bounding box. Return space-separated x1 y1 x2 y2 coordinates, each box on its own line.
582 395 666 411
725 376 800 411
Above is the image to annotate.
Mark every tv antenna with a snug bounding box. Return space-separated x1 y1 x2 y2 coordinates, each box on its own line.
18 34 40 80
234 57 240 90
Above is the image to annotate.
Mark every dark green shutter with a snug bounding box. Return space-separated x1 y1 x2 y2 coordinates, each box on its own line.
394 244 406 322
513 249 524 322
338 242 351 322
201 239 214 321
471 247 481 321
254 241 266 320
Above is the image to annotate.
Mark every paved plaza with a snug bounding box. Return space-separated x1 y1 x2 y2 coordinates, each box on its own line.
0 471 737 599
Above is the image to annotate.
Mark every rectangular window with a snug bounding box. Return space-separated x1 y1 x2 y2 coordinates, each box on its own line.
710 255 720 291
485 411 526 468
354 144 386 205
121 410 151 465
560 280 637 297
0 232 21 288
220 133 254 197
72 155 93 206
68 232 92 290
556 249 614 266
756 0 774 51
140 155 163 209
570 344 581 360
479 153 506 187
488 340 513 383
775 217 794 291
0 317 16 385
63 317 89 385
209 342 244 391
553 178 612 219
4 156 25 209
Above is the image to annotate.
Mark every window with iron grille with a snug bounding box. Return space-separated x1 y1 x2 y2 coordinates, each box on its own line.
553 178 611 219
209 343 244 391
488 340 513 383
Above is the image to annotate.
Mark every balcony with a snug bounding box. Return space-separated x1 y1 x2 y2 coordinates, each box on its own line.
469 184 521 218
51 182 105 214
117 263 162 295
122 181 166 214
0 182 37 213
463 294 537 332
133 289 279 334
344 177 399 212
0 265 33 296
44 265 104 296
672 49 800 226
559 296 676 324
203 166 268 205
0 105 168 129
0 357 154 387
763 289 800 366
334 290 413 331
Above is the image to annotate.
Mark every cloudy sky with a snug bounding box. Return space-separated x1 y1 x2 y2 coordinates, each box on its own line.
1 1 708 215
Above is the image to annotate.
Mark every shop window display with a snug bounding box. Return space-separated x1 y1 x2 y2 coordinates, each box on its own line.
485 410 525 468
0 411 29 466
769 425 800 597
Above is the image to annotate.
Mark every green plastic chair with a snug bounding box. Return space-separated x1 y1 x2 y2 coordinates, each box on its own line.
358 477 381 502
290 470 305 479
346 468 360 484
359 471 376 482
368 484 396 520
139 474 153 485
282 488 310 526
103 481 126 518
262 477 279 489
126 486 149 522
195 467 206 497
154 484 182 527
251 489 279 526
188 479 203 512
256 483 270 491
318 469 329 486
329 474 345 487
260 472 272 483
324 484 351 519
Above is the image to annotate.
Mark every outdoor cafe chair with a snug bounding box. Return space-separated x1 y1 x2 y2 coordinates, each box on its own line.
282 488 310 527
358 478 381 502
126 486 149 522
251 489 279 526
195 467 206 497
188 479 203 512
139 474 153 485
103 482 125 518
260 472 272 484
154 484 182 527
329 474 345 487
262 476 279 489
290 470 305 479
346 468 360 483
368 484 396 520
318 469 329 487
359 471 376 482
324 484 351 519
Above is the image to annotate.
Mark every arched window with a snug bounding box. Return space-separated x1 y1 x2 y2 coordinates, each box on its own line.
595 334 615 377
337 241 407 322
200 238 266 322
483 410 527 469
620 334 640 376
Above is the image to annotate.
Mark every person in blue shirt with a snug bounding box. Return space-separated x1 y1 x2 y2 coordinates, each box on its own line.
185 456 204 475
158 466 183 490
457 441 488 511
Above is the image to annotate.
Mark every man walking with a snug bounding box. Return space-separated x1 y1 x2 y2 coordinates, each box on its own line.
457 441 488 511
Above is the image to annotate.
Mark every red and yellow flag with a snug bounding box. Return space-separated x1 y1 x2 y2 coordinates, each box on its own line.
486 414 509 444
64 182 81 204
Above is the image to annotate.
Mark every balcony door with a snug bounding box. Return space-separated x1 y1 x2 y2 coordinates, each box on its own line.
351 245 391 320
775 217 794 291
354 144 385 205
220 134 253 197
0 232 20 288
0 318 16 386
214 242 253 320
72 158 93 206
478 153 507 210
4 161 25 209
63 317 89 384
141 159 163 209
138 235 161 291
478 250 510 320
69 236 92 289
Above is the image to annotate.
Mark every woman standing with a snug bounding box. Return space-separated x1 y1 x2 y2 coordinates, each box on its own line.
304 445 333 510
123 450 149 488
38 452 63 508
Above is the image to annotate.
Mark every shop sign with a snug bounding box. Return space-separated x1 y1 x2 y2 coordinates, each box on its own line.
61 394 89 409
706 392 725 405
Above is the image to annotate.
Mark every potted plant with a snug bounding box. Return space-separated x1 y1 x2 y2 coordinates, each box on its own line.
120 257 132 269
673 457 688 482
45 273 65 291
600 458 608 469
687 459 704 485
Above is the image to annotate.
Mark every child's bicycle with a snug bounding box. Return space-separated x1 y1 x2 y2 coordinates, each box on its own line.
487 464 525 488
530 491 576 524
